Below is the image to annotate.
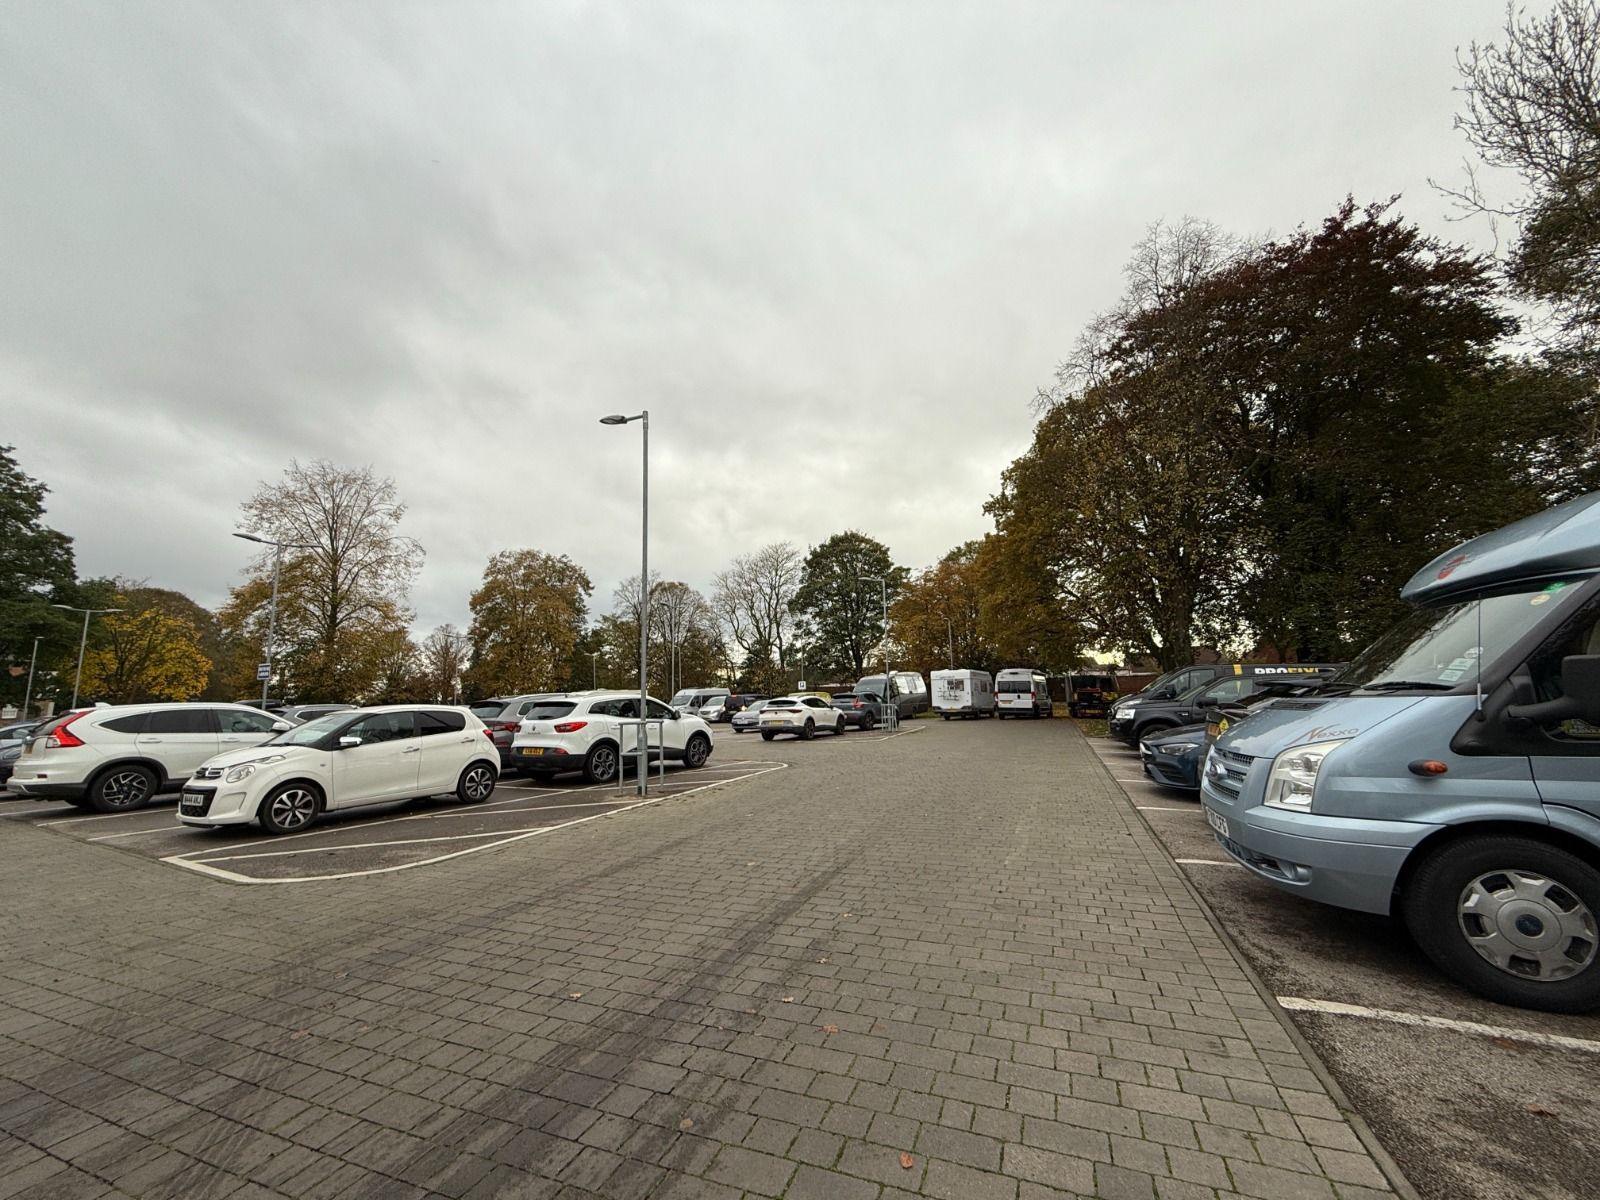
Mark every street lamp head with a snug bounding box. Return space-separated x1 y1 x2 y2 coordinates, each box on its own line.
599 414 630 425
233 531 267 544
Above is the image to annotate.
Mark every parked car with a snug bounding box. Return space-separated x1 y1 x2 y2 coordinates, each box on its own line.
279 703 356 724
470 694 564 769
830 691 883 730
511 691 714 783
1204 491 1600 1012
1065 672 1118 718
853 672 927 719
1111 666 1342 746
731 699 773 734
0 721 39 752
996 668 1052 718
178 706 499 834
697 693 762 723
0 742 21 790
1108 661 1336 739
1140 724 1208 792
930 669 996 719
669 687 730 716
759 695 847 740
10 703 294 812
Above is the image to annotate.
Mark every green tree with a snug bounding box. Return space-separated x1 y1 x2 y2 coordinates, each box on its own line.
790 532 908 677
0 446 79 711
219 460 423 701
466 550 592 697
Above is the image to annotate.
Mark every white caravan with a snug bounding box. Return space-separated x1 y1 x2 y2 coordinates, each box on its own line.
930 669 996 719
995 668 1052 718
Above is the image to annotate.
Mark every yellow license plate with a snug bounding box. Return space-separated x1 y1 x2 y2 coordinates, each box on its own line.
517 747 545 756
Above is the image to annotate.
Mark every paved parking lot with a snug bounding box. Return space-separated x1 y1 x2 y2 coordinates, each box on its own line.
1091 735 1600 1200
1 718 1404 1199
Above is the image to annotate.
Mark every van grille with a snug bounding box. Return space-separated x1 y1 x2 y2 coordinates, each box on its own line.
1209 748 1253 799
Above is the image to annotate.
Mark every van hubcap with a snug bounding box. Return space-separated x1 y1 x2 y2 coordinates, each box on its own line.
1458 870 1598 981
270 789 316 829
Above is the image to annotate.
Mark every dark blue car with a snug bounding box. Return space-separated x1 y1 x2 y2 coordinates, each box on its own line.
1139 724 1207 792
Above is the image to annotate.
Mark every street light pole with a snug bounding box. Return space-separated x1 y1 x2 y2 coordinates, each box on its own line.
234 532 315 707
943 615 955 668
51 605 124 709
601 411 650 795
21 636 40 718
590 650 600 690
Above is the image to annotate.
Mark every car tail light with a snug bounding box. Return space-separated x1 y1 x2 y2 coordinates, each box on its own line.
49 712 88 748
482 728 495 740
852 699 863 709
553 721 588 734
493 721 520 733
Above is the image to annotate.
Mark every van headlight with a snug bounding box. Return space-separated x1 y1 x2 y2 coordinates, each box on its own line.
1262 739 1346 812
225 764 258 784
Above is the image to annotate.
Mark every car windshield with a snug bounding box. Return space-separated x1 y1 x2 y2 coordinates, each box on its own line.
1335 578 1588 691
524 702 576 720
269 712 352 746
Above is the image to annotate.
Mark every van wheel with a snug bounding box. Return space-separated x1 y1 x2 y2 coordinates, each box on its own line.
456 763 497 803
941 714 951 721
584 742 620 784
1402 836 1600 1013
259 784 321 834
684 733 711 769
88 765 157 813
800 720 816 741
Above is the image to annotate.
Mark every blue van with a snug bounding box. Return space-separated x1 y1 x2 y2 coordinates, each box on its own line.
1201 493 1600 1012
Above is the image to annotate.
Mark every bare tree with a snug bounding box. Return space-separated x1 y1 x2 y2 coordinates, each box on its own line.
420 623 470 702
712 542 802 673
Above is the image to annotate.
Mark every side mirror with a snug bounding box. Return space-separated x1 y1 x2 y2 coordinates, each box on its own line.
339 735 362 748
271 720 294 732
1196 696 1219 708
1508 655 1600 724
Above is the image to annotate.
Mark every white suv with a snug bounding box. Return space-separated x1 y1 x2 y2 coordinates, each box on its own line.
511 692 714 783
11 703 294 812
758 696 848 740
178 705 500 834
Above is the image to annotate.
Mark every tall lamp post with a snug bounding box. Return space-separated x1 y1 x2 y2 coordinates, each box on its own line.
589 650 601 690
52 605 124 709
21 636 41 718
942 614 955 668
234 532 316 707
601 411 649 794
860 575 891 719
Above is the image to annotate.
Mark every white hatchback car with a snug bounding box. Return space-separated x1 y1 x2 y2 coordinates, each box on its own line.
510 691 714 783
11 703 294 812
177 705 500 834
758 696 847 740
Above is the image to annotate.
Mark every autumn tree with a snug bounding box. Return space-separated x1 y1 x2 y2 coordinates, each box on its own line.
712 542 802 677
790 532 908 678
888 543 1001 676
220 460 423 700
367 629 429 704
465 550 591 697
599 575 724 697
77 584 211 703
419 624 470 702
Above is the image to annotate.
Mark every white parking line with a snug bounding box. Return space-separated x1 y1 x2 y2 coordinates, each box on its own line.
160 762 787 885
1276 997 1600 1054
1174 858 1237 866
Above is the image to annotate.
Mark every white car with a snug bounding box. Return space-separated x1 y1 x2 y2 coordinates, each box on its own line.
11 703 295 813
510 691 714 782
177 705 500 834
758 696 847 741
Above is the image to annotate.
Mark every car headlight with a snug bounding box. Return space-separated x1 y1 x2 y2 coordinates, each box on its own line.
225 764 257 783
1262 739 1347 812
1163 739 1203 757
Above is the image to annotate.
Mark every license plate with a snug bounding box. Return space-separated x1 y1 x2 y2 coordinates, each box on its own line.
518 747 545 757
1205 808 1228 838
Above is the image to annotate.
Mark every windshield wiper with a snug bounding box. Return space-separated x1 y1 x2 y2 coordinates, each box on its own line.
1358 680 1457 692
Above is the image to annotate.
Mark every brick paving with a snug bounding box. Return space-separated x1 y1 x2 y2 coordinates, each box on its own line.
0 721 1400 1198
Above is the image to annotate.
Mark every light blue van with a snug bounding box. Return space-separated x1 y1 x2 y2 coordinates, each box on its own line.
1202 493 1600 1012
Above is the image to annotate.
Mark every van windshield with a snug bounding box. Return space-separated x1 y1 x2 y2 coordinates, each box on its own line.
1336 579 1586 691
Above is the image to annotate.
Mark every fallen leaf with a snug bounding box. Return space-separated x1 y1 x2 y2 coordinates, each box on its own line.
817 958 829 964
679 1118 694 1131
289 1029 310 1040
1527 1104 1558 1117
743 1009 757 1016
568 992 584 1000
781 996 795 1003
1491 1037 1522 1051
899 1152 915 1170
820 1024 840 1035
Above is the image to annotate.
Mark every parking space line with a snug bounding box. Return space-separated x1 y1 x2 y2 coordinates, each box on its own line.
1174 858 1237 866
159 761 787 885
1276 997 1600 1054
190 810 635 862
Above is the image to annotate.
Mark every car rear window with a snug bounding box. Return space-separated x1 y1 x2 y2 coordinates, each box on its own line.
524 703 576 720
997 680 1035 693
421 710 467 734
469 702 508 718
146 708 216 734
101 713 150 733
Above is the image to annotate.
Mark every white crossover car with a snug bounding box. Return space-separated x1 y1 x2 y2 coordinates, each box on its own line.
758 696 847 741
11 703 294 812
510 691 714 782
177 705 500 834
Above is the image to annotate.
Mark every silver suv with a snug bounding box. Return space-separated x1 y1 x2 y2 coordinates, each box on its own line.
10 703 293 812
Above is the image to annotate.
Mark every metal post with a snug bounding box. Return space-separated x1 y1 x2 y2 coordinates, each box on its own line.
944 615 954 668
590 651 600 690
21 636 40 718
639 411 649 796
70 610 91 709
263 542 284 707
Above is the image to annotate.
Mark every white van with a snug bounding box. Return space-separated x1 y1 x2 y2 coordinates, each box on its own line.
995 668 1052 718
930 669 996 719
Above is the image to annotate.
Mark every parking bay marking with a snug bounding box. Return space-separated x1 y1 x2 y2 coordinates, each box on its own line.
1174 858 1238 866
1276 996 1600 1055
159 762 788 885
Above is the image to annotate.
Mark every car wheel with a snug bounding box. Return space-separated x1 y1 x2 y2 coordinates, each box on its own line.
862 715 875 731
761 731 776 741
684 733 711 769
1402 835 1600 1013
258 783 321 834
456 762 497 804
800 720 816 741
834 719 845 736
88 765 157 813
583 742 620 784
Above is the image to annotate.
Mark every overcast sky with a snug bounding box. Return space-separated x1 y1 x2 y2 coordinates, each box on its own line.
2 1 1520 633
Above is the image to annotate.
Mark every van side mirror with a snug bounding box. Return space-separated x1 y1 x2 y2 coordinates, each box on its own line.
1507 655 1600 725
